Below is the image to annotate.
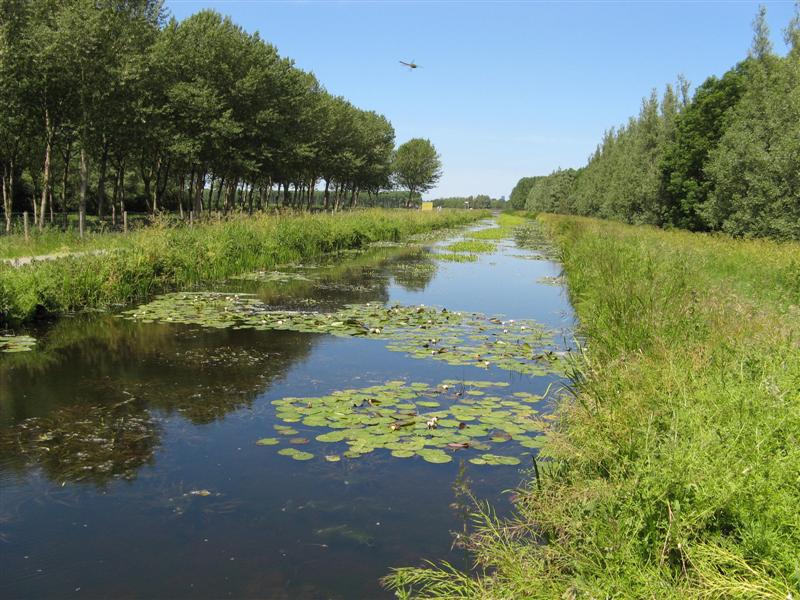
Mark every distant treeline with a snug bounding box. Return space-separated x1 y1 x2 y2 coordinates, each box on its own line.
0 1 442 234
513 6 800 240
432 195 506 209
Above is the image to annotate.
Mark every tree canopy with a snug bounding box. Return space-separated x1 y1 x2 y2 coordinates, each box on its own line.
0 1 433 233
517 4 800 241
393 138 442 207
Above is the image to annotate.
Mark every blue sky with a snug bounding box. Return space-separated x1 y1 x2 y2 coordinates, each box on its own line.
166 0 797 199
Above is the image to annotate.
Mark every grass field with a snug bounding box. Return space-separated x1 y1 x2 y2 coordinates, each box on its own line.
386 215 800 599
0 209 486 325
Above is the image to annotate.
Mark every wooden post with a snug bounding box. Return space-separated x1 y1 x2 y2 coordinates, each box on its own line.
79 208 85 238
23 211 29 241
123 211 128 233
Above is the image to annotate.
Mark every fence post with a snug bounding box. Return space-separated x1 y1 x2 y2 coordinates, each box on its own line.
123 211 128 234
23 212 29 241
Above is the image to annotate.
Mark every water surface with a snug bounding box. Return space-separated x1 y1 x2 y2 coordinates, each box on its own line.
0 220 575 599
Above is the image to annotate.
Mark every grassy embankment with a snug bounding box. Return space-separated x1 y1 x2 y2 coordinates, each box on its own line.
386 215 800 598
0 209 486 325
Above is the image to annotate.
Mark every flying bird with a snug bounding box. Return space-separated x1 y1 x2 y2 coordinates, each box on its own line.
399 60 419 70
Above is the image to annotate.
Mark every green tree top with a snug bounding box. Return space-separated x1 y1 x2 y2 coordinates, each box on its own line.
393 138 442 207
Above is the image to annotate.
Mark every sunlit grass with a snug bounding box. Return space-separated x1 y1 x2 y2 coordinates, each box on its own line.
386 214 800 598
445 240 495 253
0 209 487 324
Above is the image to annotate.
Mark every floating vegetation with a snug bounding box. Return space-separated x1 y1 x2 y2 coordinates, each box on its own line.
261 380 545 465
0 398 159 485
277 447 314 461
0 334 36 353
256 437 280 446
434 253 479 263
537 275 564 286
445 240 496 254
229 270 312 283
122 295 562 376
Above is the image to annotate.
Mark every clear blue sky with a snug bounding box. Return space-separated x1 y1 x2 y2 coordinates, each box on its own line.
165 0 796 199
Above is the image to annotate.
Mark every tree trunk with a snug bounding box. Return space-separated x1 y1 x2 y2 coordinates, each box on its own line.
96 141 109 219
2 160 13 233
195 169 205 214
178 172 186 219
323 179 330 211
79 147 88 238
61 140 72 229
39 110 53 230
349 186 357 209
118 160 126 216
216 176 225 212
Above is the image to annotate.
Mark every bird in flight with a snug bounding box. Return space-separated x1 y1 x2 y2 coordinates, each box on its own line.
399 60 419 70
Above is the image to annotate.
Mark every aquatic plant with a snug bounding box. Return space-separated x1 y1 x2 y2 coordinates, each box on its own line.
0 209 486 325
385 214 800 599
122 295 562 376
444 240 495 254
260 380 545 463
0 334 36 353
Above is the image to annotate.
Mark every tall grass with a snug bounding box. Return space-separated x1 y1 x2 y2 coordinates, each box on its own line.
385 215 800 598
0 209 485 324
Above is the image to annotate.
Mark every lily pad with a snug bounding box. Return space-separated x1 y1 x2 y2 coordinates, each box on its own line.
255 437 280 446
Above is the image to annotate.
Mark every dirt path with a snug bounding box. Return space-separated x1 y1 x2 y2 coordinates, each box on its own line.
1 249 110 268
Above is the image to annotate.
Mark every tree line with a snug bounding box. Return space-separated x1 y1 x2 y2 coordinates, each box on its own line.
515 4 800 240
432 195 506 209
0 1 443 234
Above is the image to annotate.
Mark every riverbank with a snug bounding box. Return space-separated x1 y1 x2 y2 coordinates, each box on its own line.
0 209 486 325
386 215 800 598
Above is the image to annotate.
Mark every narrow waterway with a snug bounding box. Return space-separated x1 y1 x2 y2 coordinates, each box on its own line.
0 219 575 599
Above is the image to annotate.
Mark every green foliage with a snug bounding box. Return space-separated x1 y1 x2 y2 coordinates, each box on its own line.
0 1 431 226
524 168 578 214
508 177 541 210
393 138 443 206
515 7 800 241
0 209 484 324
387 214 800 598
432 195 505 209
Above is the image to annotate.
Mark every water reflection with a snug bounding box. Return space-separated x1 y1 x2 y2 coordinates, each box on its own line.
0 246 440 488
0 231 571 599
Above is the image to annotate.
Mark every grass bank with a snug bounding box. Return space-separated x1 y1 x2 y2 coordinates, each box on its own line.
386 215 800 598
0 209 485 325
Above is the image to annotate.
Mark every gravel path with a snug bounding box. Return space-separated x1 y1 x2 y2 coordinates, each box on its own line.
1 249 110 268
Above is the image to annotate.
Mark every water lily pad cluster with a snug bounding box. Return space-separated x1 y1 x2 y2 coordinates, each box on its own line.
0 334 37 353
261 379 545 464
121 294 561 376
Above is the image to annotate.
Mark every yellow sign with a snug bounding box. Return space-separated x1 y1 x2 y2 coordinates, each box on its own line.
421 201 433 211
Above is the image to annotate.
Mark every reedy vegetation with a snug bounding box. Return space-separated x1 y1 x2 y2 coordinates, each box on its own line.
515 5 800 241
0 209 485 324
0 1 442 232
385 214 800 598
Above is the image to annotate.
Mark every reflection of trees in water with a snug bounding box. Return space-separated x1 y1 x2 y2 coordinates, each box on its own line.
0 324 317 486
387 252 438 292
0 244 439 487
0 396 159 487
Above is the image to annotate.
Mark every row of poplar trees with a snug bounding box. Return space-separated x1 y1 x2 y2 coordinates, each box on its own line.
514 5 800 241
0 1 401 233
